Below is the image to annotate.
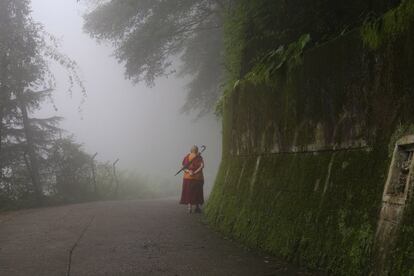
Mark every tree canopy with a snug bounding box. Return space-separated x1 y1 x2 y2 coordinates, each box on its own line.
83 0 231 115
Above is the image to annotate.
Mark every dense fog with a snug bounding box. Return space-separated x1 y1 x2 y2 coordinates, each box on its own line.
31 0 222 195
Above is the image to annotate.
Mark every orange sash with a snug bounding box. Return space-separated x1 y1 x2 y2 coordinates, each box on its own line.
183 153 204 180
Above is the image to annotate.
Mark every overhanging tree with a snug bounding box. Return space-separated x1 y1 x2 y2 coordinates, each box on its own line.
83 0 232 115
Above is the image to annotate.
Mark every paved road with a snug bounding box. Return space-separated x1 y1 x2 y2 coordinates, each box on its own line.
0 199 315 276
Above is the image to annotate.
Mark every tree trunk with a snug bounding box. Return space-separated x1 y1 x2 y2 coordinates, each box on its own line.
0 57 8 188
0 104 4 186
91 153 98 197
17 90 43 204
112 159 120 198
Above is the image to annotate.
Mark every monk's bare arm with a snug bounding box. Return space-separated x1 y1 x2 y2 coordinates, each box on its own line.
193 162 204 175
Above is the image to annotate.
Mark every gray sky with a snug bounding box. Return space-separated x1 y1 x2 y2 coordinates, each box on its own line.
31 0 222 187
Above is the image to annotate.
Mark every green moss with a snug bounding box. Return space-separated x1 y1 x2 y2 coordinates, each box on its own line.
361 0 414 49
206 147 388 275
245 33 311 87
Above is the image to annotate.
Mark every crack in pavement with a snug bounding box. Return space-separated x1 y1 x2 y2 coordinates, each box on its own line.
66 215 95 276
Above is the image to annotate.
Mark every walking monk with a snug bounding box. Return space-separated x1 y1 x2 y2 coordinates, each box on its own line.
180 145 204 213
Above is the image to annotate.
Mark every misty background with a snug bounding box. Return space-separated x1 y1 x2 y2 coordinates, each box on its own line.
31 0 222 193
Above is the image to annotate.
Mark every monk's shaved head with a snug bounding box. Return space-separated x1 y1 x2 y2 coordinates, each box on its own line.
191 145 199 154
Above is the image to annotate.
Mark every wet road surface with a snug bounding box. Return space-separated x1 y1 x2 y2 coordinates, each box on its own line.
0 199 317 276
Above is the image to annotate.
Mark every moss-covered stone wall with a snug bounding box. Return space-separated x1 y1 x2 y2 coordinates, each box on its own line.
206 8 414 275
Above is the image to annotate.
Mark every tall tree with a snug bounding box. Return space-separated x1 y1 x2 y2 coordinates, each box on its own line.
0 0 39 201
0 0 84 205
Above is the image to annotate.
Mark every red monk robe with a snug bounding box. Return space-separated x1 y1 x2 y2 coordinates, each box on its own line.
179 153 204 205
